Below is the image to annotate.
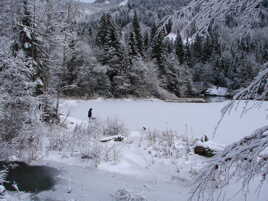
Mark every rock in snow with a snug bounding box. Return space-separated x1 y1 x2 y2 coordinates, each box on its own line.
194 145 216 157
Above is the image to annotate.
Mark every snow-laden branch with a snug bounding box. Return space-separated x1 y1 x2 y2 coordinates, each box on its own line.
190 125 268 201
0 170 6 184
234 63 268 100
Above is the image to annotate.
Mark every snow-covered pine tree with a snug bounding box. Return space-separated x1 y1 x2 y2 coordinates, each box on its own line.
96 13 125 76
96 14 110 48
143 31 150 52
0 51 39 159
128 32 139 59
191 34 203 62
175 30 184 64
183 39 192 66
132 11 144 57
96 13 130 97
151 29 167 75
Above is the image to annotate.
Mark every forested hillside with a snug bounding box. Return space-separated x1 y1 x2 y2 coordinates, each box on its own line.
2 0 267 102
63 0 268 98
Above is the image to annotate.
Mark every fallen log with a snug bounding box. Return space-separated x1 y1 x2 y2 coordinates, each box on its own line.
100 135 125 143
194 146 216 157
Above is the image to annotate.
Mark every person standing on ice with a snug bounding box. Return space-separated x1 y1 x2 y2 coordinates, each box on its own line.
88 108 93 121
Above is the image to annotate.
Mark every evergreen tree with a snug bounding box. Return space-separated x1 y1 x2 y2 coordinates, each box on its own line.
96 14 109 47
165 39 174 54
96 13 128 96
143 31 150 52
184 39 192 66
191 34 203 61
132 11 144 57
175 31 184 64
151 29 167 74
128 32 139 59
96 14 126 76
0 52 37 148
150 23 158 45
201 36 213 62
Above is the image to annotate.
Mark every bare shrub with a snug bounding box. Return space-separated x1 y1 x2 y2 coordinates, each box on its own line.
141 129 195 160
47 120 123 167
48 120 102 152
102 118 128 137
0 125 43 162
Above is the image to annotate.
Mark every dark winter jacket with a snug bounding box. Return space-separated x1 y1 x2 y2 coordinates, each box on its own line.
88 108 92 118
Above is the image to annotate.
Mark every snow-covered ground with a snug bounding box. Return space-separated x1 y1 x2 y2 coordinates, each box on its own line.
5 99 267 201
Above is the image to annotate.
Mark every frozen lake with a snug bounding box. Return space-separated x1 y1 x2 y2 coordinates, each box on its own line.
60 99 268 145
